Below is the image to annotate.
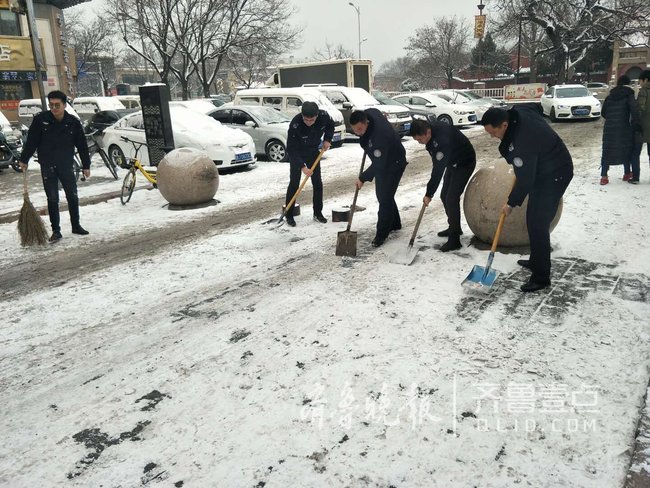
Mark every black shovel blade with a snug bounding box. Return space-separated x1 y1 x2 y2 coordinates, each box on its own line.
335 230 357 257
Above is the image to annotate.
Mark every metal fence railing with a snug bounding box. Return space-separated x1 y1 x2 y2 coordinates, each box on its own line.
383 88 506 99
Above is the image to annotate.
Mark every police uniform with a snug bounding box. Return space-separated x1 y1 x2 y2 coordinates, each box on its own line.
424 121 476 239
20 110 91 234
358 108 408 243
285 109 335 216
498 105 573 287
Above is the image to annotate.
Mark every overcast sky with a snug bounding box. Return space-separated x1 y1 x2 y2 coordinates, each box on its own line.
69 0 483 69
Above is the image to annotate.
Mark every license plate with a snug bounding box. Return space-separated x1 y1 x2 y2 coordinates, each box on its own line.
235 152 251 161
403 123 411 130
573 109 589 115
333 133 341 142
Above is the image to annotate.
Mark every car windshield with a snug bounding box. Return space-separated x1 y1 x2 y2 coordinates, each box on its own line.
556 87 590 98
434 93 453 102
459 91 483 100
372 91 405 106
246 106 291 123
343 88 379 106
304 93 337 109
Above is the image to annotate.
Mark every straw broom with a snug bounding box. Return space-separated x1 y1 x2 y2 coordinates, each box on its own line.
17 169 48 246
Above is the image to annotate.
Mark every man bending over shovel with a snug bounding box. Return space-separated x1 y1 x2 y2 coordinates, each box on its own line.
284 101 334 227
481 106 573 293
410 119 476 252
350 109 408 247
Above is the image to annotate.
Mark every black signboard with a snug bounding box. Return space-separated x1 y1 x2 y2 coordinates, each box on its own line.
138 84 175 166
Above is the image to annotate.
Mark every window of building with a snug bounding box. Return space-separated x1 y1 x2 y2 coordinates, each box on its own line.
0 10 20 36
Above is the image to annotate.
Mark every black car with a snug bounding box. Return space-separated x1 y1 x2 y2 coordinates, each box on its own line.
85 108 138 134
372 90 437 125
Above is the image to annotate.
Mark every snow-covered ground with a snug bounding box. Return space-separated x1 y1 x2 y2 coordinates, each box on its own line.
1 123 649 487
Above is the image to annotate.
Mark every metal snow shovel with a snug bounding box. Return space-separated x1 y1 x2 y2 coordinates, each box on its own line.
335 152 367 257
462 211 507 293
267 148 325 229
389 202 427 265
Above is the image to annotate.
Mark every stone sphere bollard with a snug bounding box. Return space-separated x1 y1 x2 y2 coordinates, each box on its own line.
463 163 563 247
157 148 219 206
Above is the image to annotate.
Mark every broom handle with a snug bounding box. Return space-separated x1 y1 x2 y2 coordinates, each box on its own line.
408 202 427 248
22 169 28 196
284 148 325 215
345 152 367 232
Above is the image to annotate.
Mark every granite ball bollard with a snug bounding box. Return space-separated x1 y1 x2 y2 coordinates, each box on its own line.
462 164 563 247
156 148 219 206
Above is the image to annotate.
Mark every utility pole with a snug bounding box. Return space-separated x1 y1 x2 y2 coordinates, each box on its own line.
349 2 361 59
515 18 522 84
24 0 47 110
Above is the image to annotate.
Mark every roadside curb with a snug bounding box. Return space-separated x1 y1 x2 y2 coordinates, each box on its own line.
624 377 650 487
0 187 149 225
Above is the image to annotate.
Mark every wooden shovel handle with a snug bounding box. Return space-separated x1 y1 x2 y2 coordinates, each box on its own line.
491 176 517 252
284 148 325 214
408 202 427 247
23 169 28 196
345 152 367 231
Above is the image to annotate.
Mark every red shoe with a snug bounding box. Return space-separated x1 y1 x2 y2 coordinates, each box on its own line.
623 172 633 181
600 176 609 185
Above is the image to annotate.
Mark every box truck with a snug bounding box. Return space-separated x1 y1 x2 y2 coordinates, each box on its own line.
267 59 373 92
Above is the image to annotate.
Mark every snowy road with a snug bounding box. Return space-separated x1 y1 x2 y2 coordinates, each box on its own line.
1 120 649 487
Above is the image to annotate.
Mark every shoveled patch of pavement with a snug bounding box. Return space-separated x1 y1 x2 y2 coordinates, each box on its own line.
625 381 650 488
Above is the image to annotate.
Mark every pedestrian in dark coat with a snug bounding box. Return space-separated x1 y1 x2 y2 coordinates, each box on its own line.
409 119 476 252
19 90 91 242
600 75 641 185
481 105 573 293
350 108 407 247
629 69 650 183
284 101 334 227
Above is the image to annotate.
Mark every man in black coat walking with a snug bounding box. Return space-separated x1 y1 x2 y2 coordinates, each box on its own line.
409 119 476 252
19 90 91 242
285 101 334 227
481 106 573 292
350 108 407 247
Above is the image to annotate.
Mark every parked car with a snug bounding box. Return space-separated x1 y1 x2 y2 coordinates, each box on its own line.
435 89 506 120
115 95 141 110
233 87 346 145
170 99 220 115
209 105 290 162
315 85 412 136
72 96 127 122
540 84 601 121
392 92 477 126
0 111 22 171
584 82 610 100
100 106 256 170
372 90 437 125
18 98 81 127
85 109 138 134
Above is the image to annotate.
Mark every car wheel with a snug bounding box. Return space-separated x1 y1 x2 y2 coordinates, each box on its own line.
550 107 558 122
108 144 126 167
437 114 453 125
266 140 287 162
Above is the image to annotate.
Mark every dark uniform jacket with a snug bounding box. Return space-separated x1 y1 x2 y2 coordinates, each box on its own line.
359 108 407 182
20 110 91 169
498 105 573 207
424 121 476 197
286 109 334 167
601 85 641 163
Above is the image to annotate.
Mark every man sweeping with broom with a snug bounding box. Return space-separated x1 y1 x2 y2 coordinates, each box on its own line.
18 90 91 243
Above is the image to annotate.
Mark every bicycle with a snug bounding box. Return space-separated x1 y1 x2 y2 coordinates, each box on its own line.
85 130 118 179
115 136 157 205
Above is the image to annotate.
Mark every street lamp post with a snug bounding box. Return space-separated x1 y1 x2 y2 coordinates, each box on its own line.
515 17 523 84
348 2 361 59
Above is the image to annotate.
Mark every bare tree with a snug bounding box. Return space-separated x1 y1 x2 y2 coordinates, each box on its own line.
310 41 354 61
405 16 471 88
66 11 116 75
492 0 650 82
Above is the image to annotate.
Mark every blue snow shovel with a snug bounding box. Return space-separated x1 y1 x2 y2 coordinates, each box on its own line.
462 211 507 293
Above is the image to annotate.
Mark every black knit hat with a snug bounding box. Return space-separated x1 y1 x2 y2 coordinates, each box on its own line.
301 101 319 117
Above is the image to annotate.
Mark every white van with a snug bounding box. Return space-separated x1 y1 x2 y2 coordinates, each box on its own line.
115 95 141 110
72 96 126 122
18 98 81 127
233 87 346 145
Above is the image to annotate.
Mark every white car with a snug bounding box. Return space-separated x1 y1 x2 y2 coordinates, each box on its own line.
392 92 477 126
101 106 256 170
540 84 601 121
209 105 291 162
435 89 505 120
